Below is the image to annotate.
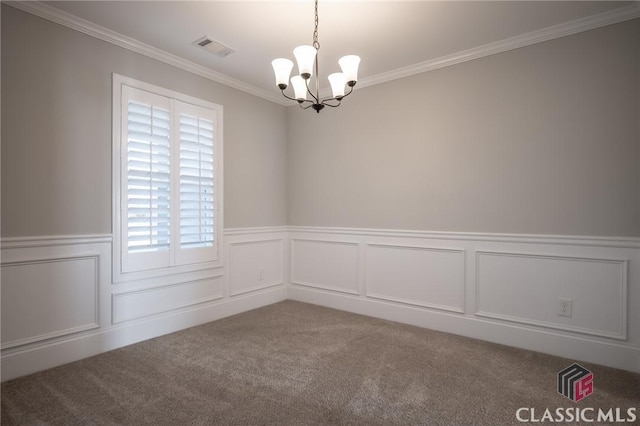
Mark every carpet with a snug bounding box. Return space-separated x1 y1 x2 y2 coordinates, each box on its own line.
1 300 638 425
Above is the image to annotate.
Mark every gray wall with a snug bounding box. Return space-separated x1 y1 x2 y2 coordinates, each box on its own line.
3 5 639 239
1 5 288 237
288 19 640 237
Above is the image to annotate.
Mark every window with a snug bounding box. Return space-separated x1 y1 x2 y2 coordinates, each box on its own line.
113 75 223 280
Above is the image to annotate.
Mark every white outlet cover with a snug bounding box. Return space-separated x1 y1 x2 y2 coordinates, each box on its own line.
558 298 573 317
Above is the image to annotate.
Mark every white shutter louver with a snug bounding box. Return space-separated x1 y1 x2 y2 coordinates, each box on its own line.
126 101 171 253
179 113 215 249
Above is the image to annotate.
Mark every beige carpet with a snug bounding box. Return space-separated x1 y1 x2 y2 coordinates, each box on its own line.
1 300 638 425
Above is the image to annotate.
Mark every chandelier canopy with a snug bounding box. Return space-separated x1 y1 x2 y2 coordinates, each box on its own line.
271 0 360 113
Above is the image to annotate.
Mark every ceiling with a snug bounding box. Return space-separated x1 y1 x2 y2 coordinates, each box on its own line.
27 1 639 103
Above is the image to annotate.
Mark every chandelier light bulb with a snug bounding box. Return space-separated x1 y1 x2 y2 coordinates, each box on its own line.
338 55 361 86
328 73 347 98
291 76 308 100
271 58 294 89
293 45 317 79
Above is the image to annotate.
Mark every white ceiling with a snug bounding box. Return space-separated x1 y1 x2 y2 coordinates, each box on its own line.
33 1 638 102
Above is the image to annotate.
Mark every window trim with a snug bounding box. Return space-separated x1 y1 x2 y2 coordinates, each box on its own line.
112 73 224 283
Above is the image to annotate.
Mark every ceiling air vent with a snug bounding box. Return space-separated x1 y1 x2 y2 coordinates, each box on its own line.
193 36 235 58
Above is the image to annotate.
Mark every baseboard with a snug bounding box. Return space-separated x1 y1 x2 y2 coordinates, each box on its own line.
288 286 640 373
1 286 286 382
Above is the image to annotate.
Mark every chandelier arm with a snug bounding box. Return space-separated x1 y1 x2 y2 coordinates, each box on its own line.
305 80 320 104
320 99 342 108
319 84 355 107
320 97 340 107
280 89 314 106
340 84 355 99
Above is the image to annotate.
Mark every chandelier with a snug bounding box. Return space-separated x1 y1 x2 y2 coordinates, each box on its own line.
271 0 360 113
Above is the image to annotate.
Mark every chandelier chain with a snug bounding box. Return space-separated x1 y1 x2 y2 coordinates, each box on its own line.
313 0 320 50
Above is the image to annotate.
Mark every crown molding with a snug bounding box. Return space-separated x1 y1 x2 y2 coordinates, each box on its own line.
357 2 640 91
6 1 639 106
5 1 290 106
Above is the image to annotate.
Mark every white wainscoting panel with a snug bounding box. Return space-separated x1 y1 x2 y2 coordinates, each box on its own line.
228 238 284 296
112 275 224 324
475 251 627 339
286 226 640 373
366 244 465 313
291 239 360 294
1 256 99 348
1 228 287 381
2 227 639 378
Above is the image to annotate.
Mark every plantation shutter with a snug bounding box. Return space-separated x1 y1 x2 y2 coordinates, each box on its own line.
127 101 171 252
175 102 218 264
121 86 172 272
116 77 222 277
179 114 215 248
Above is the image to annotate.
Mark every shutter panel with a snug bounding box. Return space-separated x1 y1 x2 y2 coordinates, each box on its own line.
126 100 171 253
179 113 215 249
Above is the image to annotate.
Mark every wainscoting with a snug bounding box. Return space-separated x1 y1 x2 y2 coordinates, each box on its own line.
1 237 111 351
287 227 640 373
0 228 287 381
2 226 639 380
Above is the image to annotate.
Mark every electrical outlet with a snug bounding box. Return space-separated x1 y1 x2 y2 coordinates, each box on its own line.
258 269 264 281
558 298 573 317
